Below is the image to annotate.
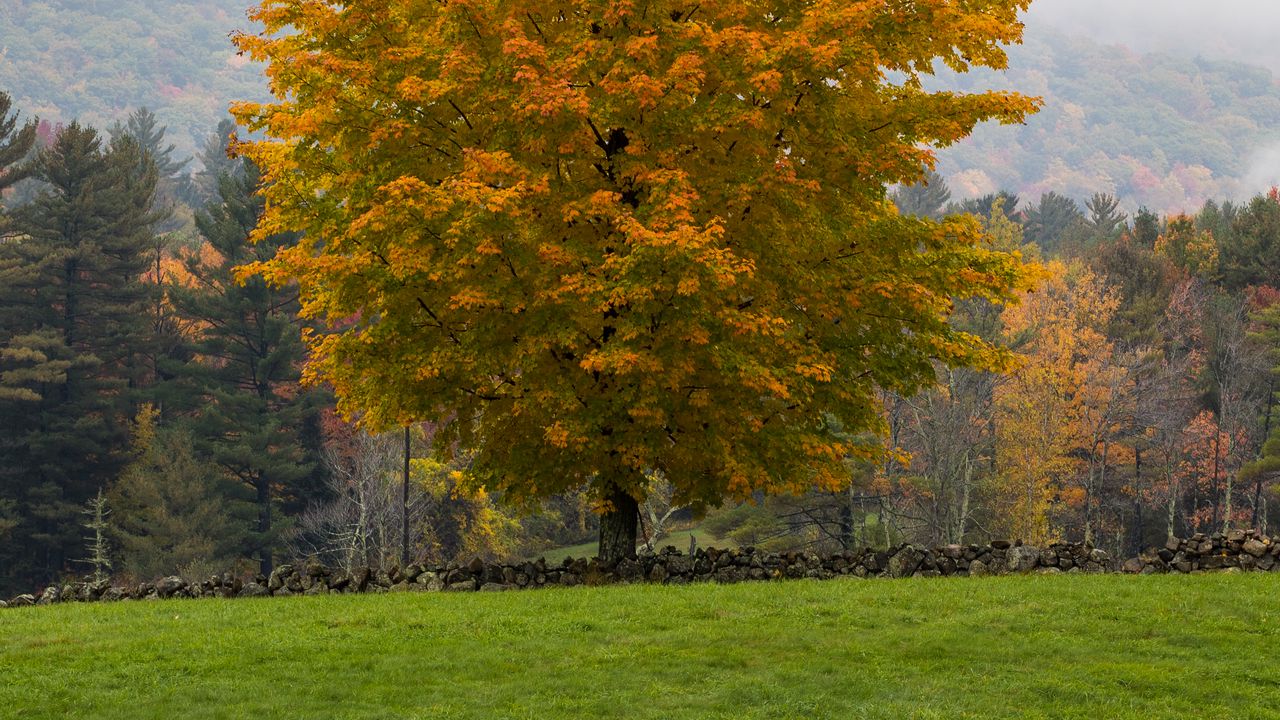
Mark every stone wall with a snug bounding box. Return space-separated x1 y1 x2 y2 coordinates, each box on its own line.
4 529 1277 608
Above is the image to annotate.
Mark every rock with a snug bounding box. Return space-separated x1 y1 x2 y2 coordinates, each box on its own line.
990 540 1012 550
1035 566 1062 575
0 600 6 609
942 545 963 560
11 594 35 607
969 559 989 577
715 566 747 584
1088 549 1110 565
615 558 642 581
446 580 477 592
560 573 580 587
1122 557 1145 574
1165 536 1183 552
886 547 923 578
467 557 486 574
156 576 186 598
1243 539 1267 558
238 582 269 598
648 563 668 583
306 561 329 578
1006 545 1041 573
479 583 513 592
267 565 294 591
36 587 58 605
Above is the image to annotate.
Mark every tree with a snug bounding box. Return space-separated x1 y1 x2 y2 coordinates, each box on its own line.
953 191 1022 222
0 91 36 198
1084 192 1128 241
188 118 241 206
109 107 188 180
109 406 249 581
169 153 324 576
1220 191 1280 292
1156 214 1219 280
994 262 1124 544
0 123 159 591
1022 192 1082 254
1238 296 1280 534
233 0 1040 562
1130 207 1161 249
892 169 951 220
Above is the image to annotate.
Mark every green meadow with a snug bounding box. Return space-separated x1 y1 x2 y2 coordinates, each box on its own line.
3 574 1279 719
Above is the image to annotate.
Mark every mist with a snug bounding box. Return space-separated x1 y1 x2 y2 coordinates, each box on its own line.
1026 0 1280 74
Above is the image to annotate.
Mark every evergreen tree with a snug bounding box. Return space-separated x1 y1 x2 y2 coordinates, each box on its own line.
109 107 188 179
1220 193 1280 292
186 118 240 207
1022 192 1083 254
892 169 951 220
170 152 324 576
1091 238 1179 347
109 407 250 580
951 191 1021 221
0 123 159 592
1084 192 1128 240
0 92 36 197
1131 206 1161 248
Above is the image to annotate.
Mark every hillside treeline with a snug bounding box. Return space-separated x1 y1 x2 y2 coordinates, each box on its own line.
0 96 595 595
712 176 1280 556
4 90 1280 593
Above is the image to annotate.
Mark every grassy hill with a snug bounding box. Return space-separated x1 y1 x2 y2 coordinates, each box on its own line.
3 574 1278 718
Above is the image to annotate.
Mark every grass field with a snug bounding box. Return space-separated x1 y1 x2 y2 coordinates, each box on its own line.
3 574 1279 719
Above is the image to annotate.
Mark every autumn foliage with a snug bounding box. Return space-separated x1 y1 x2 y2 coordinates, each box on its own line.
231 0 1039 555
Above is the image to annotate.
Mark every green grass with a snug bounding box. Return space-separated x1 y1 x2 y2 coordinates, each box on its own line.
3 574 1280 719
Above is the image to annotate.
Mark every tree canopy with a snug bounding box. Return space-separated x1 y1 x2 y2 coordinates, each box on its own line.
233 0 1040 560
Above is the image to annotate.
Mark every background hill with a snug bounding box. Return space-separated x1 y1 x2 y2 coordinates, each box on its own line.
0 0 266 159
932 27 1280 214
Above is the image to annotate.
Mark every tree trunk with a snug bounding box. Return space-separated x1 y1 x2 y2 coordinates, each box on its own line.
598 484 638 565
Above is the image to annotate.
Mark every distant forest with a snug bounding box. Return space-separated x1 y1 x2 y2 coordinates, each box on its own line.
934 28 1280 213
0 0 267 160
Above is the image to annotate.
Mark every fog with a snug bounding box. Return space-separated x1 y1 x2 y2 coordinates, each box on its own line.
1026 0 1280 74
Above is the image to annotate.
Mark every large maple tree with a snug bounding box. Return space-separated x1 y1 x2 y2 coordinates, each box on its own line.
233 0 1040 562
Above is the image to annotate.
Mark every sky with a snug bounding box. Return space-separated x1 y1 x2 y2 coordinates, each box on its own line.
1025 0 1280 74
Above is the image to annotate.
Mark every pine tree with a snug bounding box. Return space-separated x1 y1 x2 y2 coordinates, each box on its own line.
1085 192 1128 241
1023 192 1083 254
170 152 324 576
892 170 952 220
109 107 188 179
186 118 240 207
0 123 159 592
1131 206 1161 248
0 92 36 197
109 406 250 580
